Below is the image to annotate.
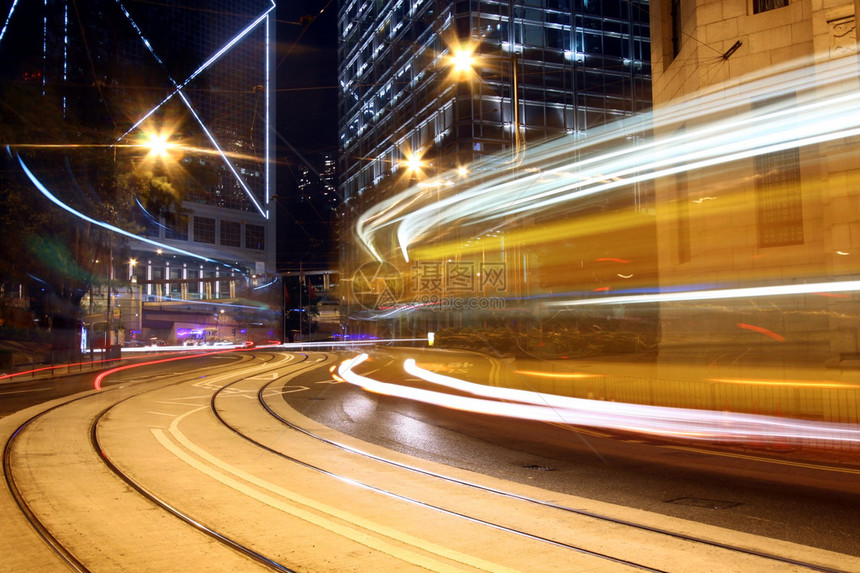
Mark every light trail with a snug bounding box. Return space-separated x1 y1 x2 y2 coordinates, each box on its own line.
5 142 265 163
93 347 243 390
543 280 860 307
709 378 860 390
0 357 121 381
114 0 274 218
515 370 601 379
354 56 860 267
336 354 860 447
0 0 19 44
13 150 242 270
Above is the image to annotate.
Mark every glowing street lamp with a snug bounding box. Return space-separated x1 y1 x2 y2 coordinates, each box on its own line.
405 152 424 173
450 48 475 75
143 131 177 161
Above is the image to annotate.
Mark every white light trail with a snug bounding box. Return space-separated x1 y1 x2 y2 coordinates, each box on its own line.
336 354 860 447
265 12 271 206
354 56 860 264
0 0 19 44
114 0 274 218
14 151 238 268
544 280 860 307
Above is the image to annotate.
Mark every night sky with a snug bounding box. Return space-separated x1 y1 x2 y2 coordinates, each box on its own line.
275 1 338 169
274 1 338 270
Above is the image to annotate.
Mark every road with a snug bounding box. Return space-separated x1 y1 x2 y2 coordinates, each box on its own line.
286 346 860 557
1 346 858 571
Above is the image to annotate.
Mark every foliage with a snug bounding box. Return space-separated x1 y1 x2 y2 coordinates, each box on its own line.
0 70 186 343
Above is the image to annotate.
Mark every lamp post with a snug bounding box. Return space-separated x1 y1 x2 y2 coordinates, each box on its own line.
130 274 142 337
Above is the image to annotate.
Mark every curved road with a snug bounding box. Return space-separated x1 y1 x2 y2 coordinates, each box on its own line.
0 347 858 571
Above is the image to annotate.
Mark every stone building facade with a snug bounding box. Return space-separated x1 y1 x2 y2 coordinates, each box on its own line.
649 0 860 365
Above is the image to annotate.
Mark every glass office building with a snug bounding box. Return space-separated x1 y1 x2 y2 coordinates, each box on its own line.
338 0 651 202
337 0 653 340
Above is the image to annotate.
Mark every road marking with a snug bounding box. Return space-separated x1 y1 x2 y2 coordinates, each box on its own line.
0 387 52 395
150 408 513 573
244 373 281 381
665 444 860 475
264 386 310 395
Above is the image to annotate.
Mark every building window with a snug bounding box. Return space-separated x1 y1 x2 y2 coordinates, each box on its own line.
675 170 691 263
671 0 682 57
245 224 265 250
165 213 188 241
193 216 215 244
753 0 788 14
187 268 200 298
221 220 241 247
755 147 803 247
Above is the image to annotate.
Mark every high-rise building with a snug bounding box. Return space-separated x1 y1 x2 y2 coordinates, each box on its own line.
0 0 278 345
336 0 653 339
297 153 339 209
337 0 651 203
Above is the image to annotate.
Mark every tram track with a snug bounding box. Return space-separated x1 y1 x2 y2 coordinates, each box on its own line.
4 348 857 571
209 352 853 572
211 355 662 572
2 349 299 572
259 360 849 572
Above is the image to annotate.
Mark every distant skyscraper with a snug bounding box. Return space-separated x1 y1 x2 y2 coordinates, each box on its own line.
296 154 338 208
320 153 339 208
337 0 651 202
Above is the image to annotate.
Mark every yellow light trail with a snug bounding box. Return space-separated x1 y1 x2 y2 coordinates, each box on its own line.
515 370 601 379
6 142 266 163
709 378 860 390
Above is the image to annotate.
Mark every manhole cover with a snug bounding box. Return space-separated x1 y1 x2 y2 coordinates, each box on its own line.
666 497 741 510
523 464 555 471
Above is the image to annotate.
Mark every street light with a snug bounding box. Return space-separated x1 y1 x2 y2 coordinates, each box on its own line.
404 151 424 174
450 48 476 75
144 131 177 160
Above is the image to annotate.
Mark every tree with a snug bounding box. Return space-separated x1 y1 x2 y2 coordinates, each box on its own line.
0 65 188 356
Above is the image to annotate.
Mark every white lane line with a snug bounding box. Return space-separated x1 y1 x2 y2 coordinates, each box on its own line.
150 408 511 573
0 387 53 395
